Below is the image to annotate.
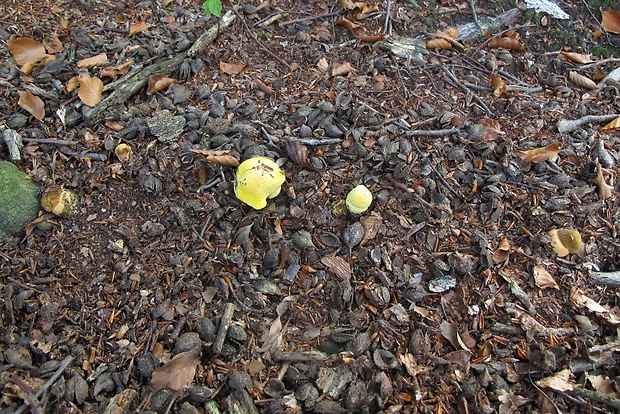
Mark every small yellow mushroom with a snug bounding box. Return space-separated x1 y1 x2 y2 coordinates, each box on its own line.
115 143 132 162
549 228 585 257
41 186 79 216
235 156 285 210
346 185 373 214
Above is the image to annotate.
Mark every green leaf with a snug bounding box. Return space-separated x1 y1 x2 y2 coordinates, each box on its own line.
203 0 222 18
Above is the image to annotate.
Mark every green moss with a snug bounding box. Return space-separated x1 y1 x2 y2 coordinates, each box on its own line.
0 161 40 240
592 45 614 58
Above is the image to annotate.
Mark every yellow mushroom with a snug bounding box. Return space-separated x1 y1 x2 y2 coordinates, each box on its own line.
235 156 285 210
114 143 132 162
346 185 373 214
549 228 585 257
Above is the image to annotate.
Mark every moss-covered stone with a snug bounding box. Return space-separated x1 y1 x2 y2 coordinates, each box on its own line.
0 161 40 240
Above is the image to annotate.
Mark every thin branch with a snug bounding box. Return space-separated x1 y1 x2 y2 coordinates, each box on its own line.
557 114 620 134
439 65 493 116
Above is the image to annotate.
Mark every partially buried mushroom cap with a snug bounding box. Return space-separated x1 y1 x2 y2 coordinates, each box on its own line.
346 185 373 214
235 156 285 210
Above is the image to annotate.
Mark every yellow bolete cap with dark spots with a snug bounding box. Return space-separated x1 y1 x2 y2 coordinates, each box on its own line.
235 156 285 210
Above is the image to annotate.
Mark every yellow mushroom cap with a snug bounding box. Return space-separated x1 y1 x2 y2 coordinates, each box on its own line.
115 143 132 162
346 185 373 214
235 156 285 210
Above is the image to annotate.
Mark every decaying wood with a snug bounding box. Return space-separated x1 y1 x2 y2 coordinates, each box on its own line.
213 302 236 356
591 270 620 287
102 389 138 414
2 126 23 161
83 9 238 125
457 8 522 42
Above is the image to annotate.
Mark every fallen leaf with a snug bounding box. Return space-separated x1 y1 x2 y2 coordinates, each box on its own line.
602 9 620 34
559 51 594 64
321 255 352 280
64 77 80 93
571 287 620 324
151 347 200 394
17 90 45 120
514 142 560 163
77 53 108 68
331 61 356 77
220 61 246 75
317 57 329 72
549 228 584 257
443 350 472 365
360 212 383 246
440 320 469 351
491 74 507 98
568 71 598 89
284 140 316 171
8 37 46 66
533 266 559 290
586 373 620 398
191 149 240 167
101 59 133 80
147 74 179 95
426 38 452 49
129 22 151 36
77 77 104 106
43 33 63 54
536 369 573 391
600 116 620 132
488 37 525 52
592 163 614 199
492 237 511 263
476 118 505 142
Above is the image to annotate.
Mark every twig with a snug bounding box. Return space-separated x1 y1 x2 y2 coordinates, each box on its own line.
225 277 261 314
557 114 619 134
383 0 391 34
278 11 341 27
439 65 493 116
213 302 236 356
469 0 484 35
463 82 544 94
405 127 462 137
22 138 78 146
590 271 620 287
580 57 620 69
588 340 620 354
386 173 440 213
14 355 75 414
569 387 620 410
286 137 342 145
404 0 422 11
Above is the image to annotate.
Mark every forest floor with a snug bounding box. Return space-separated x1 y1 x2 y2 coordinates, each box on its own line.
1 0 620 413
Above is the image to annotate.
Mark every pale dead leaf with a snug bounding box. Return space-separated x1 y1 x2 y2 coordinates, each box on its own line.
360 212 383 246
146 74 179 95
536 369 573 391
491 74 507 98
77 77 103 107
514 142 560 163
571 287 620 325
600 116 620 132
317 57 329 72
586 373 620 398
191 149 240 167
602 9 620 34
151 348 200 394
568 71 598 89
64 77 80 93
593 163 614 199
17 90 45 120
331 61 356 77
43 33 63 54
533 265 559 290
77 53 108 69
129 22 151 36
476 118 505 142
8 38 46 66
559 51 594 64
220 61 246 75
492 237 511 263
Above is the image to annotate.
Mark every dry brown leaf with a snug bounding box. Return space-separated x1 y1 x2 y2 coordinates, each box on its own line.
426 38 452 50
533 265 559 290
220 61 246 75
559 51 594 64
283 140 315 171
43 33 63 54
568 71 598 89
549 228 584 257
514 142 560 163
476 118 505 142
335 16 363 35
357 33 385 43
593 163 614 199
491 74 507 98
600 116 620 132
492 238 511 263
488 37 525 52
360 212 383 246
64 77 80 93
571 287 620 324
587 373 620 398
101 59 133 80
77 53 108 69
321 255 352 280
331 61 356 77
147 74 179 95
129 22 151 36
8 38 46 66
433 29 464 49
151 348 200 394
602 9 620 34
439 320 470 351
17 90 45 120
77 77 103 106
536 369 573 392
317 57 329 72
191 149 240 167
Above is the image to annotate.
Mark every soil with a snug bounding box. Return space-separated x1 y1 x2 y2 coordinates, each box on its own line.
1 0 620 413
